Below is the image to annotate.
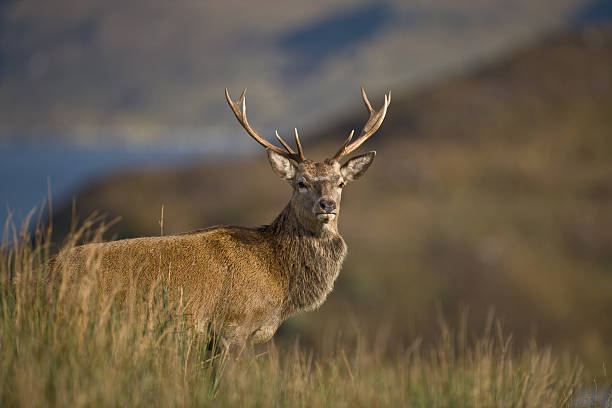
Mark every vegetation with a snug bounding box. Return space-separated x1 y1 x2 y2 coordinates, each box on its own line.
0 216 606 407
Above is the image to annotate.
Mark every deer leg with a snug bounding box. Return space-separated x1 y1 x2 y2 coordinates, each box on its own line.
250 326 277 344
219 327 250 360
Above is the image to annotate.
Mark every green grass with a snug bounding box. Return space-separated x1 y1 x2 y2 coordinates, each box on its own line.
0 216 601 407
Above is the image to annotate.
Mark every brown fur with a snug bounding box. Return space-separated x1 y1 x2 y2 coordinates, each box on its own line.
55 155 380 347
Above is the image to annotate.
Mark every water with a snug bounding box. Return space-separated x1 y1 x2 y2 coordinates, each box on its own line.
0 142 223 231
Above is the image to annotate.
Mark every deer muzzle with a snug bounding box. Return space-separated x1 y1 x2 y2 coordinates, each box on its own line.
316 213 336 223
316 199 337 223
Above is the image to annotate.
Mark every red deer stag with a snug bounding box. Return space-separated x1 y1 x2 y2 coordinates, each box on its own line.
57 87 390 349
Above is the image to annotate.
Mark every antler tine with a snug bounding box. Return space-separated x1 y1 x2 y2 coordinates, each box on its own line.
332 88 390 161
361 86 373 113
332 129 355 160
225 88 302 161
275 129 305 161
274 130 295 154
294 128 305 161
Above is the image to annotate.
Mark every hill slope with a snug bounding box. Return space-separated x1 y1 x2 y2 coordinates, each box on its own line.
0 0 589 144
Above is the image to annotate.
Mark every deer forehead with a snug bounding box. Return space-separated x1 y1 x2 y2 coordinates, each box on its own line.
298 160 342 182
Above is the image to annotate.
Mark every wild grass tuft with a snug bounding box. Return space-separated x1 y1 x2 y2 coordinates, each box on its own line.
0 215 597 407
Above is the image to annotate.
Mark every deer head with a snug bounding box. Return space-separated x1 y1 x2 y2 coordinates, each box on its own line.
225 87 390 233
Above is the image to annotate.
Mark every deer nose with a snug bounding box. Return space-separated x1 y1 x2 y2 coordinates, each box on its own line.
318 199 336 213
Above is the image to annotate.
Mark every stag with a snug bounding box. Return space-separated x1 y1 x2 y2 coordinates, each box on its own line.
58 88 390 349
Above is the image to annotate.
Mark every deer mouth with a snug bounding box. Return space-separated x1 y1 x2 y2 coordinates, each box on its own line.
316 213 337 223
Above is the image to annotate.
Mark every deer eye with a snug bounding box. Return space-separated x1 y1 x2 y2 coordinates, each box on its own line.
297 181 307 189
338 181 346 188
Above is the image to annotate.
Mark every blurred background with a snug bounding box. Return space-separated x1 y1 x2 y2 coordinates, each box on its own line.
1 0 611 372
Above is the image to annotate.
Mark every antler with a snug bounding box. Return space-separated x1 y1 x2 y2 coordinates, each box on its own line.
332 87 390 161
225 88 305 162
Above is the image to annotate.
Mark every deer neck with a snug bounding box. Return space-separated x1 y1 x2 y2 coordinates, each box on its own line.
267 203 347 316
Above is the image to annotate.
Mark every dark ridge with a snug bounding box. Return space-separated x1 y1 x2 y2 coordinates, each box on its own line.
278 3 395 77
572 0 612 26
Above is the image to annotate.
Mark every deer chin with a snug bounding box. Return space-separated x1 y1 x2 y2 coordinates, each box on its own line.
316 213 336 223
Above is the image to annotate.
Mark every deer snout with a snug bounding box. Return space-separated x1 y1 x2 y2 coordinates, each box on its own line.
318 199 336 214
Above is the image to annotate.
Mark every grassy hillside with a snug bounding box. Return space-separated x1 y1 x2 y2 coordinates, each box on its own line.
53 25 612 375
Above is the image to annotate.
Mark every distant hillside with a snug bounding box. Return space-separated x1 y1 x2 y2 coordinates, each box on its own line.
0 0 590 145
53 25 612 372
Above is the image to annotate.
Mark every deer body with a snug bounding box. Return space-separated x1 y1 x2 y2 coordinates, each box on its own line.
67 200 346 344
58 88 389 348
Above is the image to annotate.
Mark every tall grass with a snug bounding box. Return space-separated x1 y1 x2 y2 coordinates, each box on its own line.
0 214 594 407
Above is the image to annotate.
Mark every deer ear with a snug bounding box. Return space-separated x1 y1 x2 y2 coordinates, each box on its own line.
267 149 297 180
341 151 376 181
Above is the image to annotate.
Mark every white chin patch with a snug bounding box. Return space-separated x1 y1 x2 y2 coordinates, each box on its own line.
316 213 336 223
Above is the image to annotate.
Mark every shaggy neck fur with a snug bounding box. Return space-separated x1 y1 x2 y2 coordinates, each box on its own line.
265 203 347 317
